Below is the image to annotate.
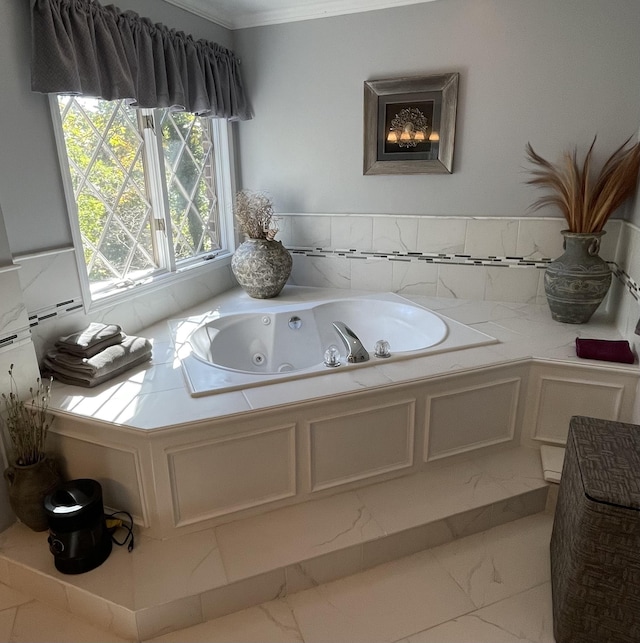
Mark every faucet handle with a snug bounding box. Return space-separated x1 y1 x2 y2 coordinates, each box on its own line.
324 345 341 367
374 339 391 358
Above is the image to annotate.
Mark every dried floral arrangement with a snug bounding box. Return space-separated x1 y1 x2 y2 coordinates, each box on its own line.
1 365 53 466
234 190 279 241
525 137 640 233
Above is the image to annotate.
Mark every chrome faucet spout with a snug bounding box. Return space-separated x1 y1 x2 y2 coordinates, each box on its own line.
332 322 369 363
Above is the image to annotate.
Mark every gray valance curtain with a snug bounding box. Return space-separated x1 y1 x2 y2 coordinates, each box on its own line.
30 0 252 120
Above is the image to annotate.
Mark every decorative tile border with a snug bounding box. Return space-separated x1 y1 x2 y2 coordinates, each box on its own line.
2 217 638 349
614 266 639 302
289 246 640 303
0 326 32 353
27 297 84 327
0 296 84 354
289 247 552 269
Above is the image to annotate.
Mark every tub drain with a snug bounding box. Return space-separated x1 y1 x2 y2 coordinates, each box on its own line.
252 353 267 366
277 363 294 373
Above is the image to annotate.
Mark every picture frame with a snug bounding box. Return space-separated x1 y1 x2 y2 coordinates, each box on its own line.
363 73 459 175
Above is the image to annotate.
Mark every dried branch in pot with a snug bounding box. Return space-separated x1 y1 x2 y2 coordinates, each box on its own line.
525 137 640 233
234 191 276 240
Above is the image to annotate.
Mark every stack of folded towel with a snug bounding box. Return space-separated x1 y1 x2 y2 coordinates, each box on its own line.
43 322 152 388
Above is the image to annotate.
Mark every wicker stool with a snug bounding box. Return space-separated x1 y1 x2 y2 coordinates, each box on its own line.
551 416 640 643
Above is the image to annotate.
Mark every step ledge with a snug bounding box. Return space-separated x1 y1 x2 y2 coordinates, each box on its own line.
0 445 549 641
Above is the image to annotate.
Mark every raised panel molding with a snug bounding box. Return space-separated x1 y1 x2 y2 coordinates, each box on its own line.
167 424 296 526
48 429 148 527
531 376 624 445
424 378 521 462
307 399 415 492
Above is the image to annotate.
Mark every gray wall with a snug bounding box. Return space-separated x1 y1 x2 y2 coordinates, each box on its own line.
233 0 640 217
3 0 638 252
0 0 232 257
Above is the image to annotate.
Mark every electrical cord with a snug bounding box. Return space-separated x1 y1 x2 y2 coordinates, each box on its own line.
105 510 135 552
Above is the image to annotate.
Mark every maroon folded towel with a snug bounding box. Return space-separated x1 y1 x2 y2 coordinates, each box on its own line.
575 338 635 364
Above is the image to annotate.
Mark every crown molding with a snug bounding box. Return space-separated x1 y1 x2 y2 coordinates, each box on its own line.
162 0 234 29
164 0 438 30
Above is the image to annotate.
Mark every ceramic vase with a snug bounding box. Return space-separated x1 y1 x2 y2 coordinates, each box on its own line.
544 230 611 324
4 456 62 531
231 238 292 299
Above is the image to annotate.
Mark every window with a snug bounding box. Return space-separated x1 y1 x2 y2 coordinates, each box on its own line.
52 96 235 303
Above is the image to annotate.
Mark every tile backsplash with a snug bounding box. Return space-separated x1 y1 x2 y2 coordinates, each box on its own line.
4 214 640 360
278 215 627 307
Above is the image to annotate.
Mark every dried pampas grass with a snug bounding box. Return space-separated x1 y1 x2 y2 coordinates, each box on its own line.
234 191 276 240
525 137 640 233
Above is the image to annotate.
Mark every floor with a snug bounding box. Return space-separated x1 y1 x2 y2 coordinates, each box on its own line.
0 511 556 643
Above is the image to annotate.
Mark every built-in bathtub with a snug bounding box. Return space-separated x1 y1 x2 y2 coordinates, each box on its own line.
45 286 639 545
170 292 498 396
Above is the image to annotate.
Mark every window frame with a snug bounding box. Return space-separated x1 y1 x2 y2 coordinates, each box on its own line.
49 96 237 312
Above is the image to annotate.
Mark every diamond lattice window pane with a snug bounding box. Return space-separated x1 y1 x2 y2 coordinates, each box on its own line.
59 97 158 286
161 112 219 261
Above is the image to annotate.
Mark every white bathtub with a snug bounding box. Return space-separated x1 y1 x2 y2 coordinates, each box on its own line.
170 291 498 397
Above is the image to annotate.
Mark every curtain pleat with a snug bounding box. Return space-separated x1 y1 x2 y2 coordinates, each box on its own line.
31 0 252 120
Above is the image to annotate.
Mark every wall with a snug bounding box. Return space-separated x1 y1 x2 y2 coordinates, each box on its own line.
233 0 640 216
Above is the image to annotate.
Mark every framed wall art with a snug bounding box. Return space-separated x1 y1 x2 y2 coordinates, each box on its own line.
363 73 459 175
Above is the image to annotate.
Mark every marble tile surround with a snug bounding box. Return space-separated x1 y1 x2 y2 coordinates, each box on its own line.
0 268 40 409
277 214 640 335
5 216 639 360
10 250 237 360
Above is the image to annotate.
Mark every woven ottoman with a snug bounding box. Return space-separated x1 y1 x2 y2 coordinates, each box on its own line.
551 416 640 643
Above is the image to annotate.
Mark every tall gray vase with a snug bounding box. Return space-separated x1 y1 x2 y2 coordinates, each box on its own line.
544 230 611 324
231 238 292 299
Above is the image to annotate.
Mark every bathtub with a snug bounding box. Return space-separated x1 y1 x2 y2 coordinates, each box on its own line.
170 291 498 397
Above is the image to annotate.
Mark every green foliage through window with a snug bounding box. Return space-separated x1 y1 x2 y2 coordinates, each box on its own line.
57 97 222 291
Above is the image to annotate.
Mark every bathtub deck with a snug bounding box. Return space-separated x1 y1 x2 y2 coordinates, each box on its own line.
0 445 550 641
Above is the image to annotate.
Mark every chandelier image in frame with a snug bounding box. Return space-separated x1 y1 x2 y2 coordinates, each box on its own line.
385 105 434 150
364 72 459 175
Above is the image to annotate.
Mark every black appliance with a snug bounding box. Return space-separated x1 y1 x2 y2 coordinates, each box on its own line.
44 479 112 574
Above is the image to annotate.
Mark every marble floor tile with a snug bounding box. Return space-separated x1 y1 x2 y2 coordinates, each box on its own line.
284 544 363 594
216 491 384 581
148 599 303 643
430 513 553 609
131 528 227 609
9 600 130 643
0 608 16 642
200 569 286 623
470 582 554 643
285 548 475 643
405 582 554 643
356 457 510 535
472 446 546 495
0 583 30 611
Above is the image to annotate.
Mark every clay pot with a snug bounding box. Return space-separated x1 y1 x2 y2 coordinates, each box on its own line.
4 456 62 531
231 238 292 298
